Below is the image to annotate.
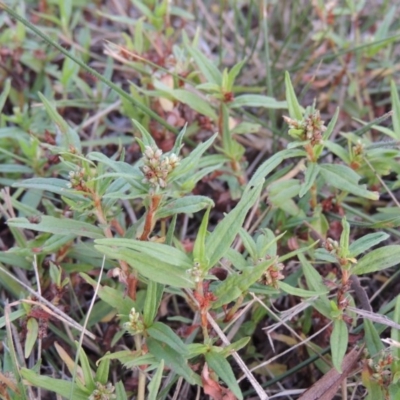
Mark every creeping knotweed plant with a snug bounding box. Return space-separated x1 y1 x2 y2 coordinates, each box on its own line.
141 145 180 188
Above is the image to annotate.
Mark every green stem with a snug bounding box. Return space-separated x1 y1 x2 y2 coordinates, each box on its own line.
134 335 147 400
0 3 178 135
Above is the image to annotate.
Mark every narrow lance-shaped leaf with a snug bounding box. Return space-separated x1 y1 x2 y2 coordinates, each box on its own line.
278 281 328 297
339 217 350 258
143 281 164 327
352 245 400 275
285 71 303 120
170 133 218 179
348 232 389 258
0 78 11 113
205 184 262 269
24 318 39 359
20 369 89 400
322 106 340 141
38 92 81 152
186 44 222 85
390 80 400 140
391 295 400 374
132 119 157 149
212 258 275 309
78 346 96 392
148 360 164 400
147 322 188 355
94 239 194 288
205 351 243 400
147 338 198 385
364 319 384 357
320 164 379 200
170 89 217 119
7 216 104 239
299 162 320 198
331 318 348 373
229 94 287 109
193 207 211 269
156 196 214 219
95 357 111 386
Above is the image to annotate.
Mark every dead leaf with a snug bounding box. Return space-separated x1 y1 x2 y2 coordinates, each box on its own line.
202 363 237 400
298 347 362 400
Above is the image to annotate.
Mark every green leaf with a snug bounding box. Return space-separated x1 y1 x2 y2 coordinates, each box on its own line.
78 347 95 392
298 254 328 293
147 338 198 385
0 308 26 329
319 164 379 200
131 119 157 149
156 196 214 219
212 258 275 309
38 92 81 152
115 381 128 400
95 238 192 268
226 59 246 91
205 351 243 400
147 322 187 356
193 207 211 268
0 78 11 113
248 150 286 187
170 133 218 180
268 179 300 206
13 177 82 198
231 121 261 135
205 184 262 269
148 360 164 400
24 318 39 359
352 245 400 275
391 80 400 140
80 273 136 315
186 44 222 85
364 319 384 356
299 162 320 198
285 71 303 120
171 89 217 119
348 232 389 258
20 369 89 400
143 281 164 327
391 295 400 374
95 357 110 386
339 217 350 257
239 228 257 260
322 107 340 141
278 281 327 297
229 94 287 109
330 319 348 373
7 216 104 239
94 239 194 288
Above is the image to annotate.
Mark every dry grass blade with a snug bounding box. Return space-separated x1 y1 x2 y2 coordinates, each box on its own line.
206 313 269 400
347 306 400 330
298 347 362 400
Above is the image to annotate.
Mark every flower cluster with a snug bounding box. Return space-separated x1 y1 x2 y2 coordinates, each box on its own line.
141 145 180 188
261 260 285 289
88 382 116 400
123 307 144 335
284 107 327 146
66 168 88 192
187 262 203 283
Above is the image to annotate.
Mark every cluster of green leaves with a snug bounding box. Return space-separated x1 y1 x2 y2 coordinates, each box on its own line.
1 1 400 400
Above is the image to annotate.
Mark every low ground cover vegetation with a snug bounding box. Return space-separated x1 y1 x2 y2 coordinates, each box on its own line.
1 1 400 399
